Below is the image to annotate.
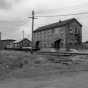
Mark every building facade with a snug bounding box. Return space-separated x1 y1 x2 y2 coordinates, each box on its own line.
1 39 15 49
33 18 82 51
7 38 31 49
82 41 88 49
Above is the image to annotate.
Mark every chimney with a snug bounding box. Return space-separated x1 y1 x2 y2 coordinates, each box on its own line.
59 20 61 23
0 32 1 50
0 32 1 40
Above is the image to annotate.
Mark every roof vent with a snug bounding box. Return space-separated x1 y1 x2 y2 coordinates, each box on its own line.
59 20 61 23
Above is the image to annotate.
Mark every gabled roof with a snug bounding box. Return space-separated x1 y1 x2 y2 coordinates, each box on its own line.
12 38 31 44
12 39 22 43
1 39 16 42
20 38 31 43
33 18 82 32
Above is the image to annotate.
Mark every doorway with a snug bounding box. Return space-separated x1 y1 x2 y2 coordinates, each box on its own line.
36 41 40 49
54 39 61 49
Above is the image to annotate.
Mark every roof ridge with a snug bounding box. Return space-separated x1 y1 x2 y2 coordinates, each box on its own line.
33 18 76 32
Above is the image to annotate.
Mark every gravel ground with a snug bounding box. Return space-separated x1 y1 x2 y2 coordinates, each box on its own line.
0 50 88 88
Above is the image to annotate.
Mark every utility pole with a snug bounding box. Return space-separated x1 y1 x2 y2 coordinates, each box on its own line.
28 34 30 39
29 10 37 54
22 30 24 40
31 10 34 54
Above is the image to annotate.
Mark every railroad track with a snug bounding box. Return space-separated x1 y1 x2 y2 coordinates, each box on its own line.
37 51 88 56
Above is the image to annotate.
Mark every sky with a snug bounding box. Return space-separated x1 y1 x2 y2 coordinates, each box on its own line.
0 0 88 42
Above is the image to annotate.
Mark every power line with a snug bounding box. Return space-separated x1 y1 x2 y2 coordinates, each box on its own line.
2 18 31 35
36 3 88 14
2 13 32 34
34 15 88 28
2 18 29 34
35 11 88 18
2 34 22 37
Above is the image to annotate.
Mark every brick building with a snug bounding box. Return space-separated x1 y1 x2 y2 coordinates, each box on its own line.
33 18 82 51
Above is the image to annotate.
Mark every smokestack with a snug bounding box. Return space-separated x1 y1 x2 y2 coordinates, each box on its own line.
0 32 1 50
0 32 1 40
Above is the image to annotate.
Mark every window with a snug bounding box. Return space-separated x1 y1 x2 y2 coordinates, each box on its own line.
25 42 27 46
70 39 73 45
47 30 49 36
61 28 63 34
40 41 42 47
40 32 42 37
75 27 78 34
27 44 29 47
51 29 54 36
44 41 46 47
22 44 23 46
70 27 73 33
37 32 39 38
75 40 78 45
51 41 54 47
44 31 46 37
61 39 64 45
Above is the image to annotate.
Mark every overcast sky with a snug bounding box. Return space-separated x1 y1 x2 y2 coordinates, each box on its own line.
0 0 88 42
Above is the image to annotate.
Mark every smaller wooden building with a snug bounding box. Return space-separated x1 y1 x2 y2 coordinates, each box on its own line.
7 38 31 49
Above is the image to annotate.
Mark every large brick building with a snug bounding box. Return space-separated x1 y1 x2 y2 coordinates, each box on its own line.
33 18 82 51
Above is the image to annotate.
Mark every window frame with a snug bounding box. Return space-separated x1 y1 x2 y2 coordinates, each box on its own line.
44 41 46 47
51 29 54 36
60 28 63 34
47 30 49 36
44 31 47 37
70 27 73 34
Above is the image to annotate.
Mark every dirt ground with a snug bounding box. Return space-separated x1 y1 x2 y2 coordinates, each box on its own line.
0 50 88 88
0 72 88 88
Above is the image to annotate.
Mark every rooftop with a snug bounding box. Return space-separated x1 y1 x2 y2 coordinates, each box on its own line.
1 39 16 41
33 18 82 32
12 38 31 44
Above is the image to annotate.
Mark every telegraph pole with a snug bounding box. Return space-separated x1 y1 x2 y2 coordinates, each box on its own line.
29 10 37 54
31 10 34 54
22 30 24 40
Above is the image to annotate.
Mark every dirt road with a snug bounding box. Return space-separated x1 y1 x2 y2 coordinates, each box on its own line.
0 71 88 88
